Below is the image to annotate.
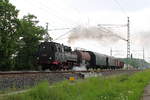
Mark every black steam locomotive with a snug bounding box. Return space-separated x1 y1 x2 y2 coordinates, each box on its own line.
36 41 124 70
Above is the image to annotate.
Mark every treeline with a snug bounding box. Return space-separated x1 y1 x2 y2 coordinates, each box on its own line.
120 58 150 69
0 0 47 71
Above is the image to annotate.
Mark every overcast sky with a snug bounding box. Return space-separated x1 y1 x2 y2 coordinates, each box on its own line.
10 0 150 62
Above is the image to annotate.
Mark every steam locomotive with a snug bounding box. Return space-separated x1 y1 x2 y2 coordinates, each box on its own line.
36 41 124 70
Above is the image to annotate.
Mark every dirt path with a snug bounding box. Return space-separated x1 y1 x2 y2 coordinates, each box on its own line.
141 83 150 100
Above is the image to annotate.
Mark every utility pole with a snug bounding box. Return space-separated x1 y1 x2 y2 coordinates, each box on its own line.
127 17 130 69
142 48 145 68
45 23 49 42
97 17 130 60
143 48 145 60
46 23 48 32
127 17 130 59
45 23 52 42
110 48 112 56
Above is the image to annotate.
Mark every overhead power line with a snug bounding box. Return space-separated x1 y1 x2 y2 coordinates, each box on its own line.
53 29 72 41
98 24 127 27
112 0 128 16
25 0 78 28
48 28 72 31
35 0 79 26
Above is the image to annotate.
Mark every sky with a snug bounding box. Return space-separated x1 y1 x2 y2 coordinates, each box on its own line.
9 0 150 62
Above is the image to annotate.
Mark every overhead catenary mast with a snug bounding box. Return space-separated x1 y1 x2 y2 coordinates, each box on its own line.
143 48 145 60
45 23 51 42
127 17 130 59
98 17 130 59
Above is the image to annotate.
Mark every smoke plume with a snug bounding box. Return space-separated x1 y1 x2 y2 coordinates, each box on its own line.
68 26 127 44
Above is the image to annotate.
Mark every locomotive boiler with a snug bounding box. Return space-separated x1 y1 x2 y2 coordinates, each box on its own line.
36 42 77 70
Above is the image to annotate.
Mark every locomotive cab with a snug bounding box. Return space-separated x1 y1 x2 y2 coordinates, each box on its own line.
37 42 56 67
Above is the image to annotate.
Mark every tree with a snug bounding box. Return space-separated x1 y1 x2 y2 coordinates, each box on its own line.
0 0 19 70
0 0 47 70
15 14 46 70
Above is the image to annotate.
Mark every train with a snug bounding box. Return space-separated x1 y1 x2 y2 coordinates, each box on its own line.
36 41 124 70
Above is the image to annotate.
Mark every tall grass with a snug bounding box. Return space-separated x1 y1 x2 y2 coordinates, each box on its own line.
3 69 150 100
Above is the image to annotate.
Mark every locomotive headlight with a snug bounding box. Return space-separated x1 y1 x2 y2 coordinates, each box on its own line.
37 57 39 60
49 57 52 60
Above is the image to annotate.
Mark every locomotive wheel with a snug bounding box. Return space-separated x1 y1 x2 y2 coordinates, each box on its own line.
49 65 60 71
41 65 49 70
41 66 46 70
37 65 42 71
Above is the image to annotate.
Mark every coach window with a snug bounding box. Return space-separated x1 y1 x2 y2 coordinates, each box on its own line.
51 46 55 52
59 47 62 52
51 46 54 51
55 45 58 52
54 46 57 52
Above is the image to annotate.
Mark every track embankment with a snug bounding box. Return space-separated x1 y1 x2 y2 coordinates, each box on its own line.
0 69 140 90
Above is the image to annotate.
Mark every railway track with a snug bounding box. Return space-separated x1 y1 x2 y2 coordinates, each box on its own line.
0 69 141 90
0 69 140 75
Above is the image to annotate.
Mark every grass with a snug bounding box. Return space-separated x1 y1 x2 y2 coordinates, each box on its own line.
2 69 150 100
0 86 29 95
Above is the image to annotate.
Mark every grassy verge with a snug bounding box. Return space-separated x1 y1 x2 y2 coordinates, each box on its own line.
2 69 150 100
0 87 28 94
